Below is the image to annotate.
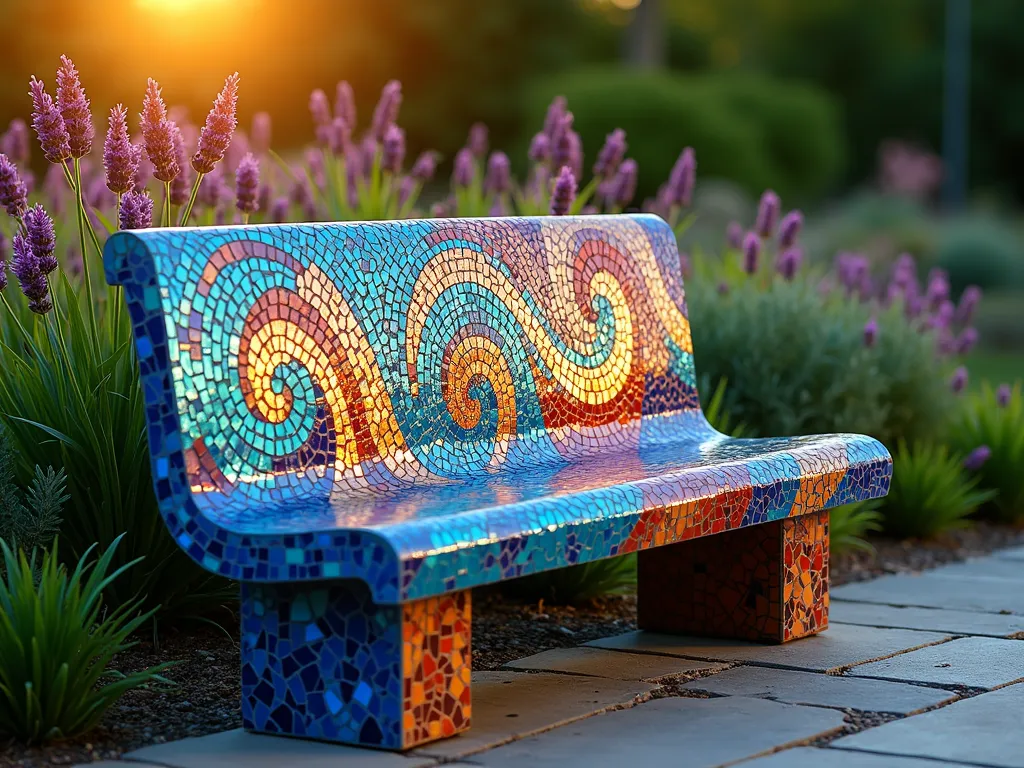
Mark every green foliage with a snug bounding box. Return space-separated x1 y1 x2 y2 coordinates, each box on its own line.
521 67 844 202
937 216 1024 294
0 424 64 558
974 295 1024 353
499 555 637 605
699 375 748 438
0 535 172 744
949 383 1024 522
878 441 995 539
0 278 234 622
687 272 954 447
829 501 881 555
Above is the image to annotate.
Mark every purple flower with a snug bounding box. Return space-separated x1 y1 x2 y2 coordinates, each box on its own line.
10 232 50 313
29 77 70 165
170 124 191 205
192 73 239 175
925 268 950 310
717 282 730 296
836 252 870 293
962 445 991 472
468 123 488 158
489 198 505 217
484 151 511 195
550 111 575 172
956 327 979 355
0 233 7 292
593 128 627 180
269 196 289 223
103 104 139 195
381 124 405 174
398 175 416 209
24 204 57 274
235 152 260 215
996 384 1012 408
0 154 28 218
197 165 226 209
251 112 272 155
726 221 744 249
741 232 760 274
528 132 550 163
334 81 356 128
55 55 93 159
929 299 956 330
370 80 402 142
777 210 803 249
2 119 30 165
549 166 576 216
410 151 437 183
956 285 982 324
950 366 969 394
610 158 637 209
667 147 696 207
327 117 351 155
430 198 455 218
863 318 878 348
892 253 917 288
776 246 802 281
140 80 179 183
118 189 153 230
755 189 781 238
309 89 331 144
452 147 474 189
905 293 924 319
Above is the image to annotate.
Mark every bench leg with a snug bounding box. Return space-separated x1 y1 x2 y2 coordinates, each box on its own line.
241 581 471 750
637 510 829 643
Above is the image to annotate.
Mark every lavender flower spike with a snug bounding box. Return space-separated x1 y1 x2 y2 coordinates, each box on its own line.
381 124 405 174
0 154 28 218
170 125 192 204
777 247 802 281
962 445 991 472
235 152 260 216
140 80 179 182
55 55 94 158
593 128 627 180
452 148 474 189
667 147 696 207
956 327 979 355
0 232 8 292
468 123 488 158
956 285 982 324
543 96 567 139
410 151 438 183
755 189 781 238
610 158 638 209
996 384 1012 408
29 77 70 164
550 112 575 172
741 232 761 274
309 89 331 144
549 166 576 216
104 104 137 195
24 204 57 274
119 189 153 230
334 81 356 128
2 119 30 165
251 112 272 155
484 151 511 195
269 196 289 223
11 232 50 313
777 210 803 249
370 80 402 142
192 73 240 175
863 318 878 348
528 132 550 164
950 366 969 394
726 221 744 249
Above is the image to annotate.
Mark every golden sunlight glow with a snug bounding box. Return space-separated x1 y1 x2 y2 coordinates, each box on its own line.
610 0 642 9
136 0 250 13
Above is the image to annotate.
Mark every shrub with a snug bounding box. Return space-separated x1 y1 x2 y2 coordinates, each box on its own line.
937 216 1024 294
0 536 171 744
878 441 996 539
830 501 881 555
973 291 1024 352
687 275 955 447
499 555 637 605
949 383 1024 522
0 424 65 560
520 67 844 202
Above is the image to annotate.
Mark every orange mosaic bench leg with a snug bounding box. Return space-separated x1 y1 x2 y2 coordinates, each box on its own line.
241 582 471 749
637 510 830 643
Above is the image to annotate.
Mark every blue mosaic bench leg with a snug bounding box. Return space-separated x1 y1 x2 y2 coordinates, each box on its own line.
241 581 472 749
637 510 830 644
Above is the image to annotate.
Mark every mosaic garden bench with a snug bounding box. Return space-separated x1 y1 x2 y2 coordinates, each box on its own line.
105 215 891 751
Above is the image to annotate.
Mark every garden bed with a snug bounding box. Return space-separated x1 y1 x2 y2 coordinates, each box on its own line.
4 522 1022 768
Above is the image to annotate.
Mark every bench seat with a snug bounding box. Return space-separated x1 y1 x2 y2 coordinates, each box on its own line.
106 214 891 750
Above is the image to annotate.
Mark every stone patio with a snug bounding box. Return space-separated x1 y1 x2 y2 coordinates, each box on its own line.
100 549 1024 768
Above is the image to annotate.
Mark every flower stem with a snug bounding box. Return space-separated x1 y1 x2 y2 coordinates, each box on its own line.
242 212 250 225
116 192 122 230
73 158 99 345
163 182 172 228
179 173 204 227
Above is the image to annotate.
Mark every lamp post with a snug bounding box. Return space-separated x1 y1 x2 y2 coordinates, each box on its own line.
942 0 971 211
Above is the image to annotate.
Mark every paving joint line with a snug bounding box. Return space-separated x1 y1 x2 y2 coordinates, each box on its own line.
832 597 1023 617
824 744 1013 768
826 634 961 676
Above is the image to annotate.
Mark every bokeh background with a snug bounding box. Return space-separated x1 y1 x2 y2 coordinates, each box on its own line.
1 0 1021 380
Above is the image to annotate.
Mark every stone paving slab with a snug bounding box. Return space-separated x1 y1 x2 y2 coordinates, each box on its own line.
468 696 844 768
126 728 438 767
849 636 1024 689
833 572 1024 614
928 558 1024 581
831 600 1024 637
681 665 955 713
410 670 657 760
738 746 969 767
833 683 1024 767
504 646 728 681
587 624 949 673
995 546 1024 562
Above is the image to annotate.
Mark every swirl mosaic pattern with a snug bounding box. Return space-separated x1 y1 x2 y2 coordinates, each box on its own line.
104 215 892 604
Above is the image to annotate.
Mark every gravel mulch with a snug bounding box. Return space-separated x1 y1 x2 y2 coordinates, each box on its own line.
4 522 1023 767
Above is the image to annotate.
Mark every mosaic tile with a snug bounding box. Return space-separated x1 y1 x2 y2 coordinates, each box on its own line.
104 214 892 747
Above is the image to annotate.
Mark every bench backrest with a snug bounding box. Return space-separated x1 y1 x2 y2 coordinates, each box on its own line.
106 215 703 502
